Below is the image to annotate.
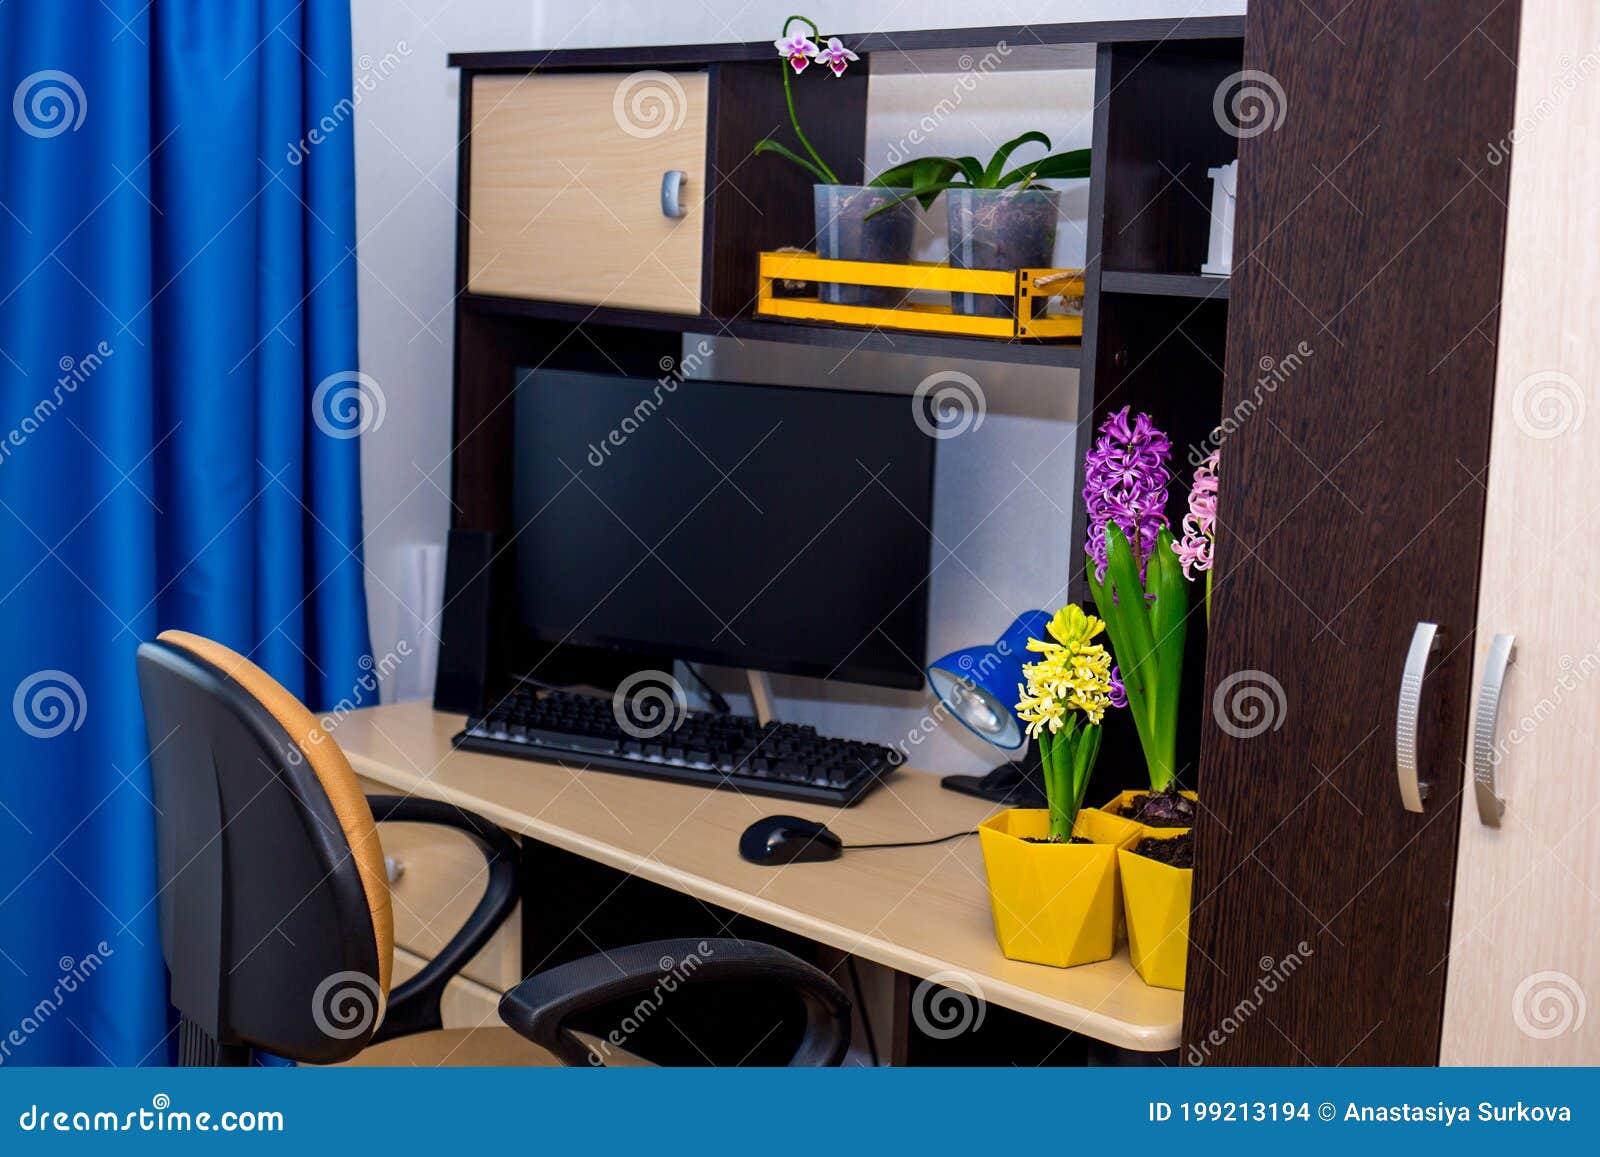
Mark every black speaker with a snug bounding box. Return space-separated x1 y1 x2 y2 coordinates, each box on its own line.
434 529 506 714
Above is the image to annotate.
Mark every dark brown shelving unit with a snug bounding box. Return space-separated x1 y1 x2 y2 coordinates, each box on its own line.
445 12 1243 865
1101 271 1230 299
718 317 1084 368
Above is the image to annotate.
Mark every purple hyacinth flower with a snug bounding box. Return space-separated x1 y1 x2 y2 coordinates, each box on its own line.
1083 406 1172 581
1108 666 1127 709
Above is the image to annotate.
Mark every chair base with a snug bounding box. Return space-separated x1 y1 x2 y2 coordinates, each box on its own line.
179 1017 251 1067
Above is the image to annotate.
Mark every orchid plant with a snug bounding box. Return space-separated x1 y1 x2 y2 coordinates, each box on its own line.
1174 450 1219 622
753 15 858 184
868 132 1093 214
1082 408 1189 804
1015 605 1126 841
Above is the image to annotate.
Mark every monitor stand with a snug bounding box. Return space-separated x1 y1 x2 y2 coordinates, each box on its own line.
747 668 777 725
940 745 1047 808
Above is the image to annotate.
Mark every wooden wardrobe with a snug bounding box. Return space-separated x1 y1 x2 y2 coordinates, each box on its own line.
1187 0 1600 1065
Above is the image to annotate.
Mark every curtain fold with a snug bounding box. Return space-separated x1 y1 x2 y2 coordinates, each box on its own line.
0 0 372 1065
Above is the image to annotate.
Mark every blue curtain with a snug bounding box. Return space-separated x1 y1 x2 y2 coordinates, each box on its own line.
0 1 372 1065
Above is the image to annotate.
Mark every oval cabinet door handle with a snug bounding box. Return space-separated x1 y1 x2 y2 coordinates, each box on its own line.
661 170 688 218
384 855 405 885
1396 622 1441 812
1471 633 1516 827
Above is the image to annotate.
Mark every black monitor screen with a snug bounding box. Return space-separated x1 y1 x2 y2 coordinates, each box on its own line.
511 369 936 690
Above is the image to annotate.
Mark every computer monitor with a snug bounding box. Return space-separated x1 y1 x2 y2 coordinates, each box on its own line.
511 368 936 690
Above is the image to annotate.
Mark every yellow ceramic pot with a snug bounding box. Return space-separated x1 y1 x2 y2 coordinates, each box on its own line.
1101 789 1200 837
1118 830 1193 990
978 807 1142 968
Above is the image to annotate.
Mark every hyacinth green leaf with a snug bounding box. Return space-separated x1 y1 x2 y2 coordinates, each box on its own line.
1070 722 1103 821
1086 550 1153 761
1148 530 1188 792
1104 523 1157 679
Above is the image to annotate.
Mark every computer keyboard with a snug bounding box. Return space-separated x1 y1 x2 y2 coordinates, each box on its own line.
455 685 904 806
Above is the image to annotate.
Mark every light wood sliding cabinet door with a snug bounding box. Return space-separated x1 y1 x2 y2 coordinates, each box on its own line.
1441 0 1600 1066
466 72 708 313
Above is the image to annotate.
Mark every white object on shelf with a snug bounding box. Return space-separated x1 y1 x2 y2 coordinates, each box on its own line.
1201 160 1237 278
391 541 444 702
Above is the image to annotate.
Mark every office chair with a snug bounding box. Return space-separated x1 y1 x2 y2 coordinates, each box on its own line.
134 631 852 1067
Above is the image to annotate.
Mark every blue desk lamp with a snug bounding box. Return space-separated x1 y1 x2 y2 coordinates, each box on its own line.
925 610 1051 806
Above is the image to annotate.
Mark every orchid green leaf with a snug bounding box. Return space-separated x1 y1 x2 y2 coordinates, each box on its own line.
753 138 831 183
983 131 1051 186
998 148 1092 187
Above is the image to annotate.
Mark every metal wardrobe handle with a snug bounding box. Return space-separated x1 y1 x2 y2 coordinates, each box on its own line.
1396 622 1441 812
661 170 688 218
1471 633 1516 827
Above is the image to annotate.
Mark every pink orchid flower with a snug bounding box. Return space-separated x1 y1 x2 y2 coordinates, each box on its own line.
774 32 819 73
816 37 858 77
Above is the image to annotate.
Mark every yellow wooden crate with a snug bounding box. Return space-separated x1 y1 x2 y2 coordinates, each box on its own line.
756 252 1084 340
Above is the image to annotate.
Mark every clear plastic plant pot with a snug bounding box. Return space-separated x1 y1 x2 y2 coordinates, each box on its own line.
947 187 1061 318
812 184 917 308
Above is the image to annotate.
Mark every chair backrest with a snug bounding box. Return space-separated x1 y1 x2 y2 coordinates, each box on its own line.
135 631 393 1064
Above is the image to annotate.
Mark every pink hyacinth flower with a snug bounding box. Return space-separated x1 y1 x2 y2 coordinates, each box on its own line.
816 37 858 77
1174 450 1219 580
775 33 819 73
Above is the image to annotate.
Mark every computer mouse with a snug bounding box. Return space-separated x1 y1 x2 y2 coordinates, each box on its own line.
739 815 843 865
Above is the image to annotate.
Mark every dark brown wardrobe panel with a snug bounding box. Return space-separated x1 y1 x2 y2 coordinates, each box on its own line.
1184 1 1520 1064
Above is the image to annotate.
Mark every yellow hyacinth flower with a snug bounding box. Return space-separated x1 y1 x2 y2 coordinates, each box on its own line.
1046 604 1106 650
1015 605 1119 732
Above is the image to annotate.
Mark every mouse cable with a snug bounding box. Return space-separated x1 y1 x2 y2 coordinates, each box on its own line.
843 830 976 851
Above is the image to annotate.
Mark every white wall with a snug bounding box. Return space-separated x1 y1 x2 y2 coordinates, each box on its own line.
350 1 1245 772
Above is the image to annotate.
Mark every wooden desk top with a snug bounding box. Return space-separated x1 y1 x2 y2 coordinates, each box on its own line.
336 701 1182 1051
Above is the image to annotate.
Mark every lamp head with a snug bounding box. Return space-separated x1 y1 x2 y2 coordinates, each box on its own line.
925 610 1051 752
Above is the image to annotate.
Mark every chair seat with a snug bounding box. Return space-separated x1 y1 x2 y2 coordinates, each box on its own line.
337 1026 648 1067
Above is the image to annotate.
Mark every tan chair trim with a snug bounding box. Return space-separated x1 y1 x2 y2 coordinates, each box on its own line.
155 630 394 1000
